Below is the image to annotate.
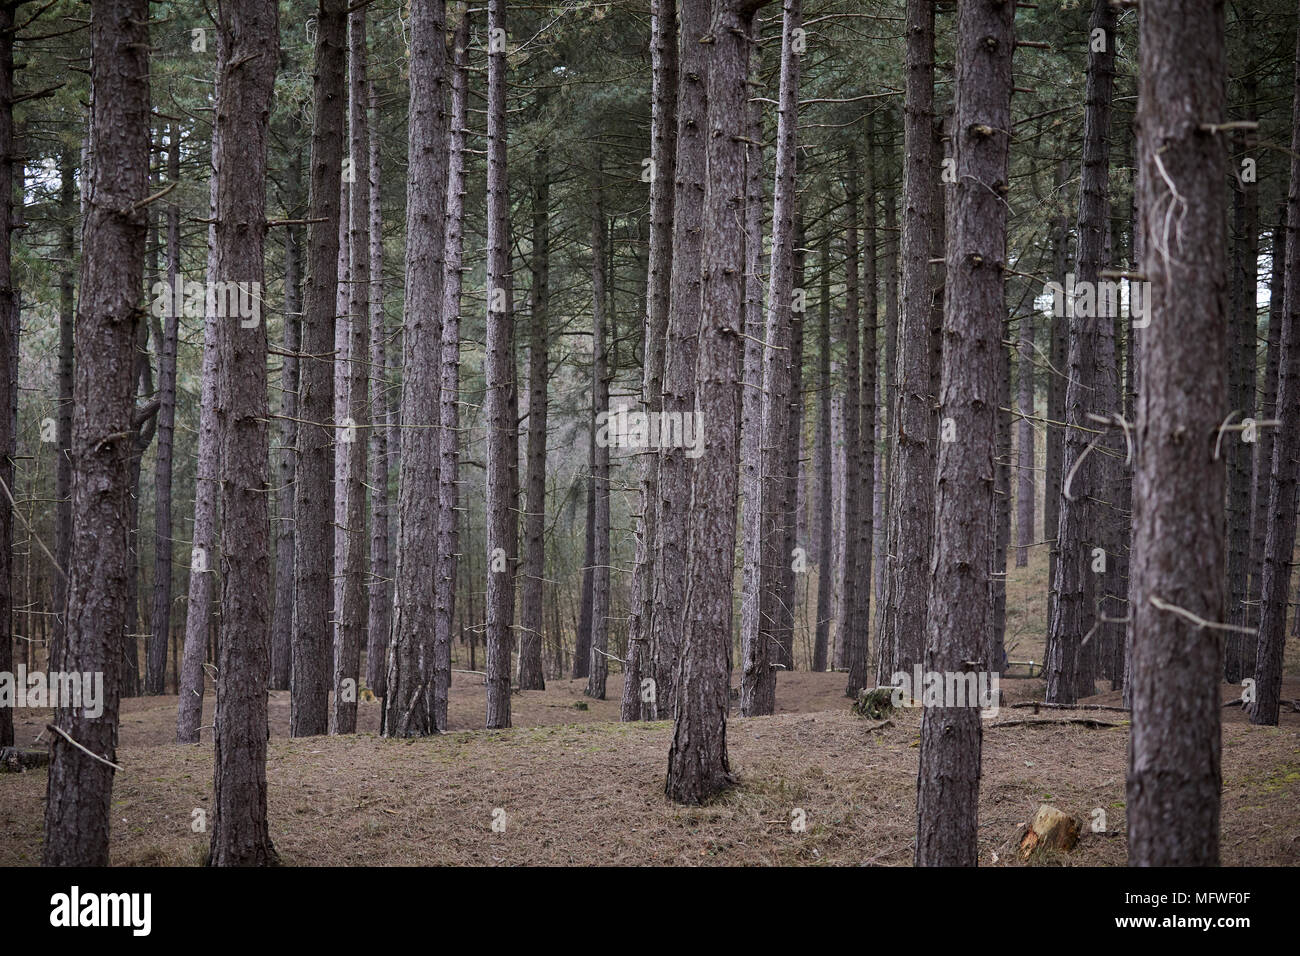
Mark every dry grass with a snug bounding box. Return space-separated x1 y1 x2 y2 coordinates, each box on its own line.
2 668 1297 866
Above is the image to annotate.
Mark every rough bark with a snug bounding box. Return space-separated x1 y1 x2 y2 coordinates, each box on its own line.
813 240 833 672
519 150 549 692
622 0 676 721
292 0 347 737
208 0 279 866
586 191 611 701
43 0 149 865
433 12 469 733
51 147 76 670
1251 21 1300 729
484 0 515 729
1047 0 1115 705
385 0 450 737
365 82 389 700
332 5 371 735
652 0 711 709
1127 0 1227 864
271 150 303 692
915 0 1011 867
877 0 935 685
0 5 13 749
1015 309 1035 567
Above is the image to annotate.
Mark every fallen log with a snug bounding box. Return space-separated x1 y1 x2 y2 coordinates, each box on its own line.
989 717 1121 730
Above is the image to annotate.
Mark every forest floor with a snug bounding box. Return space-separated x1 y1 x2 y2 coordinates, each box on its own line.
2 668 1297 866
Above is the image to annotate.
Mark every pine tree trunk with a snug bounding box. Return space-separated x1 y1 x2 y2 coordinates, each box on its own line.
1015 309 1035 567
484 0 515 729
1251 22 1300 729
208 0 279 866
385 0 450 737
51 147 76 671
292 0 347 737
0 6 13 750
519 150 549 692
813 240 833 672
43 0 149 864
1128 0 1228 862
433 12 469 732
271 151 303 692
739 25 770 716
586 195 611 701
665 0 761 805
652 0 712 709
332 6 371 735
875 172 899 621
365 79 389 700
915 0 1011 866
1047 0 1115 706
622 0 676 721
877 0 935 686
1044 156 1069 655
176 174 220 745
146 130 181 696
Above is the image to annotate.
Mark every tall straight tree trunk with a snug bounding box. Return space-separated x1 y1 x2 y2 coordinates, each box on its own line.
915 0 1011 866
1249 205 1285 639
176 174 220 744
875 172 899 620
51 146 76 670
877 0 934 686
1128 0 1228 863
365 84 389 700
146 129 181 696
272 151 304 692
848 123 876 699
813 240 833 672
519 150 549 692
208 0 279 866
1044 157 1069 642
991 323 1012 670
834 148 862 677
652 0 712 709
574 459 594 679
623 0 676 721
1015 309 1035 567
770 19 804 680
433 11 469 732
665 0 764 805
43 0 149 865
333 6 372 735
1251 23 1300 728
1047 0 1115 705
0 4 13 749
292 0 347 737
738 30 766 714
586 192 611 701
385 0 450 737
484 0 515 729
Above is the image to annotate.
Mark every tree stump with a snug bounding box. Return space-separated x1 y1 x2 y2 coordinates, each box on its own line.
1018 804 1081 859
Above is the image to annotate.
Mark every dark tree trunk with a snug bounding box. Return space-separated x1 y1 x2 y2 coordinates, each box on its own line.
622 0 676 721
272 151 303 692
1047 0 1115 705
1015 308 1035 567
1127 0 1228 864
877 0 934 686
292 0 347 737
652 0 712 709
586 192 611 701
665 0 761 805
385 0 450 737
146 129 181 696
834 147 862 678
915 0 1011 867
433 12 469 732
813 240 833 672
875 172 899 623
1044 157 1069 647
43 0 149 865
364 81 389 701
0 4 13 750
1251 25 1300 729
484 0 515 729
519 148 549 692
51 147 76 670
208 0 279 866
574 462 594 679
